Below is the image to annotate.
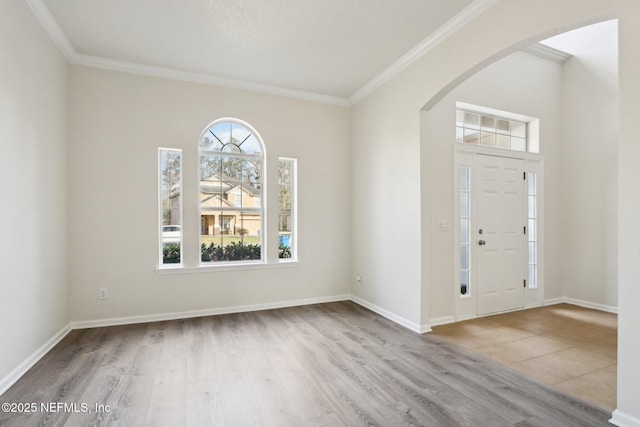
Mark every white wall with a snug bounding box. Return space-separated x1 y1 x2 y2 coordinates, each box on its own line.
67 66 351 322
0 0 68 385
554 21 619 309
351 82 423 330
351 0 640 422
616 2 640 423
426 51 564 321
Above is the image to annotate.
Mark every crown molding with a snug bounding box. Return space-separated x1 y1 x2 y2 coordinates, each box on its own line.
523 43 572 64
24 0 75 58
23 0 350 107
349 0 498 104
72 53 351 107
26 0 498 108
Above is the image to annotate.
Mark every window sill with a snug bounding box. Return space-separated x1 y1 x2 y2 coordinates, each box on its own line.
157 260 299 274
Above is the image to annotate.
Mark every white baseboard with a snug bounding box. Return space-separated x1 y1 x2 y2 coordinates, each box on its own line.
350 295 427 333
419 323 432 333
525 301 543 309
544 297 618 314
70 294 351 329
428 315 456 327
0 324 72 396
456 313 478 322
564 297 618 314
543 297 565 306
610 409 640 427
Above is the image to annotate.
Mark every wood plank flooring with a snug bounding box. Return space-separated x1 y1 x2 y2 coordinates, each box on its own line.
0 301 610 426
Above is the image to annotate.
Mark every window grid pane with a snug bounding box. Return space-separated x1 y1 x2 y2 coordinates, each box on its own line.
456 109 529 153
279 158 297 261
459 165 471 297
527 172 538 289
159 148 182 266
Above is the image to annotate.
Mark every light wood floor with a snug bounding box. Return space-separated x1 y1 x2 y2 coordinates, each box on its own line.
431 303 617 412
0 301 610 426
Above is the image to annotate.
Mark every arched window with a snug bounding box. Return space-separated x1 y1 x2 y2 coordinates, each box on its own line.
198 119 265 263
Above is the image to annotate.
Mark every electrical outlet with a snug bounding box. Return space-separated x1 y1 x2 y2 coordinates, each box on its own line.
99 288 108 299
356 274 362 283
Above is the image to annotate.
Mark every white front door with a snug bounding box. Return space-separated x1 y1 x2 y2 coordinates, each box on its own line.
476 154 526 315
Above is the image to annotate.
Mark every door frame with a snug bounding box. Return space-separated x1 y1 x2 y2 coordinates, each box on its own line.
453 144 544 321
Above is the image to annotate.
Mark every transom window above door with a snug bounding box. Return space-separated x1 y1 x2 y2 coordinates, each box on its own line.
455 107 539 153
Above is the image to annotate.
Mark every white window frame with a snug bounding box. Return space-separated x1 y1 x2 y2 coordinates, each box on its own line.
233 190 242 206
158 148 183 269
278 157 298 262
456 102 540 154
527 172 539 290
156 122 301 274
459 164 472 299
198 118 266 266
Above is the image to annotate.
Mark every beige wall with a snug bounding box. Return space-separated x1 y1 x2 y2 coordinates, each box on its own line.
67 66 351 322
0 0 69 388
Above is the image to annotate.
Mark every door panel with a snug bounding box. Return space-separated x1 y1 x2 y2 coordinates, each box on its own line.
477 155 526 315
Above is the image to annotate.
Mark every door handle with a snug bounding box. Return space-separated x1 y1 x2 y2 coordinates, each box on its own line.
478 240 486 246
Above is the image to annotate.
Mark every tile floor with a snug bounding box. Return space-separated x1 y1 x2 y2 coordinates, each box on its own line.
431 303 617 412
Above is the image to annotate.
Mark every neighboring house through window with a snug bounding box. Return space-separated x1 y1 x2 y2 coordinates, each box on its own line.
159 119 297 267
158 148 183 266
278 158 297 260
198 119 265 263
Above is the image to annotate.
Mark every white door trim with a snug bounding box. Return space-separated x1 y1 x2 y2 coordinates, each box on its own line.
453 144 544 321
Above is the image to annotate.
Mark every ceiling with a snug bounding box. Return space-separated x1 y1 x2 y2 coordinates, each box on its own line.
540 19 617 56
30 0 495 104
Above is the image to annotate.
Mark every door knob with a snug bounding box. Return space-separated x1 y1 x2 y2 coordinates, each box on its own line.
478 240 486 246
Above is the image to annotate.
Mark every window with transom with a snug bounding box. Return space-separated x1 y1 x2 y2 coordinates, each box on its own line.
456 110 528 152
